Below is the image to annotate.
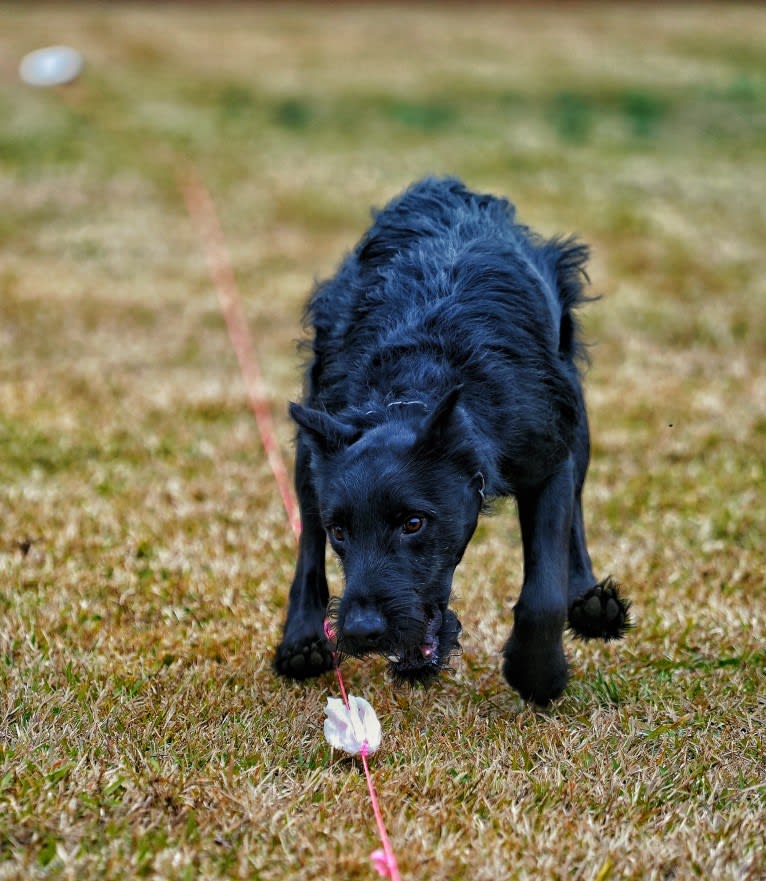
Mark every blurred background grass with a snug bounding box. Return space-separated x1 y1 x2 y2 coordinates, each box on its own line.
1 4 765 880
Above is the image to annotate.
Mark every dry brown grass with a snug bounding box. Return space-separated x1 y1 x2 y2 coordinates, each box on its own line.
1 4 765 880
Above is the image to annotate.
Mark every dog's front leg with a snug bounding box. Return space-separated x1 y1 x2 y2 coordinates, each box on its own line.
503 457 575 704
274 438 334 679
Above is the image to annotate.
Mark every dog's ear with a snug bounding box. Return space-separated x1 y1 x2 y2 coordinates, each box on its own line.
416 385 464 449
289 403 360 454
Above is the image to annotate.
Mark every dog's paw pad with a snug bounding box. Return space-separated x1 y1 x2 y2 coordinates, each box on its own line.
274 637 334 680
568 577 632 641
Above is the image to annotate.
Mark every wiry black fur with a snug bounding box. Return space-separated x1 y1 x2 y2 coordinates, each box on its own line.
275 177 630 704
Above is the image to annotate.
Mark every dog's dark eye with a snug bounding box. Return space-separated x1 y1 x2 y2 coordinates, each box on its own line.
329 525 346 543
401 515 425 535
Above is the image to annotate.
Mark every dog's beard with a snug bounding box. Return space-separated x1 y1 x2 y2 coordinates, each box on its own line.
386 606 462 685
326 597 462 686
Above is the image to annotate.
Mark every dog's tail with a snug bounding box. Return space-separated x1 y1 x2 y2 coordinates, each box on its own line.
539 236 592 366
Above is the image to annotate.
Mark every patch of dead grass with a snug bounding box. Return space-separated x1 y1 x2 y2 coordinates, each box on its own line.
1 4 765 880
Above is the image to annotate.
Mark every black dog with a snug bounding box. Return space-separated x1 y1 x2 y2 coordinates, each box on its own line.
275 177 629 705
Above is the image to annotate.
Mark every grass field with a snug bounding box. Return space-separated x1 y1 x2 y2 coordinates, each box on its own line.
1 3 765 879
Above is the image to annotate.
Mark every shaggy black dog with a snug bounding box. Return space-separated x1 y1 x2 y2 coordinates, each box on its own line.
275 177 629 705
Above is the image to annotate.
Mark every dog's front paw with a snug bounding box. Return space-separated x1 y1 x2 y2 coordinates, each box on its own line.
274 636 334 680
502 635 569 706
567 577 632 641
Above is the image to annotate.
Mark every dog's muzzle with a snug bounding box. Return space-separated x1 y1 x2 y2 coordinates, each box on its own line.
326 598 462 685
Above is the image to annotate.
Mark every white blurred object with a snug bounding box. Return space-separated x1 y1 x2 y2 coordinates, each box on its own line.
19 46 84 87
324 695 382 756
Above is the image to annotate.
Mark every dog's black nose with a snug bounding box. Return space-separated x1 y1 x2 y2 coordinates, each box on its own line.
342 606 386 642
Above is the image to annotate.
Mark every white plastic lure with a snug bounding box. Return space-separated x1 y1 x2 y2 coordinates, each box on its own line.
324 695 382 756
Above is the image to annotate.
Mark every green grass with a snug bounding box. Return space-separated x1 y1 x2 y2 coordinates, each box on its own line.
1 4 765 880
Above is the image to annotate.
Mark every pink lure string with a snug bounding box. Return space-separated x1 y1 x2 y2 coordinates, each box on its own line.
181 168 301 541
184 171 401 880
324 621 401 881
324 620 351 709
360 746 402 881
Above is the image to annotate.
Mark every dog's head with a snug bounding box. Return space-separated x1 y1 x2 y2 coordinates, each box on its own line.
290 388 484 683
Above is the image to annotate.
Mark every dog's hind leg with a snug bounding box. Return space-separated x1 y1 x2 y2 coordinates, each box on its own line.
566 402 632 641
503 458 574 704
567 401 596 602
274 437 334 679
